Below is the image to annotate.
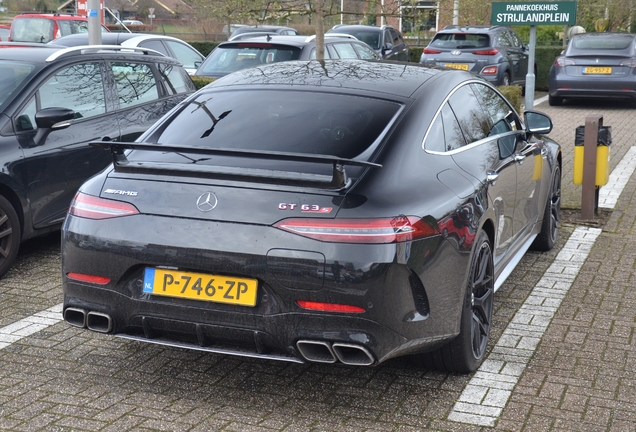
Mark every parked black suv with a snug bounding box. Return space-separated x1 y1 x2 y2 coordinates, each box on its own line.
420 25 530 87
0 44 195 277
327 24 409 61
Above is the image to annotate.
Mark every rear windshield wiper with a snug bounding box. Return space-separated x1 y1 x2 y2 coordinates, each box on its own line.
91 141 382 190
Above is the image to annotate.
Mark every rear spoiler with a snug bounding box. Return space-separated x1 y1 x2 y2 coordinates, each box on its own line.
90 141 382 190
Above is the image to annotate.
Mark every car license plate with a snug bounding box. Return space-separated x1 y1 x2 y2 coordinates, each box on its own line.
143 268 258 306
583 67 612 74
445 63 469 70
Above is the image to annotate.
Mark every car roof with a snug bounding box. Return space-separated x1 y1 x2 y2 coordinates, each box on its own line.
0 44 176 64
13 13 87 20
219 34 366 48
437 25 506 34
210 59 444 98
53 32 171 45
329 25 387 32
571 32 636 40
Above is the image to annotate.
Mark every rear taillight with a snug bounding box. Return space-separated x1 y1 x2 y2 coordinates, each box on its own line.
66 272 110 285
481 65 498 75
69 192 139 220
423 47 442 54
473 49 499 55
555 57 575 67
620 59 636 68
274 216 439 244
296 301 365 313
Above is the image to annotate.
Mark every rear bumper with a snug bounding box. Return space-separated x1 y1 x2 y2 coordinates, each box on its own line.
62 214 470 365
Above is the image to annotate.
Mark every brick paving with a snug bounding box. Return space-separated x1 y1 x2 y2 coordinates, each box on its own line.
0 96 635 430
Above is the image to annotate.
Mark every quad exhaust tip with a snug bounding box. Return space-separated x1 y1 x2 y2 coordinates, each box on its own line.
64 307 86 328
296 340 374 366
296 340 336 363
63 308 113 334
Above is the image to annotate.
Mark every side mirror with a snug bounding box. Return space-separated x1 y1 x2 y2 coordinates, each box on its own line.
194 60 202 68
524 110 553 135
33 107 75 146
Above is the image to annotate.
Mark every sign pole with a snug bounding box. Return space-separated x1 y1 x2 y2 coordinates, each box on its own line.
88 0 102 45
524 25 536 110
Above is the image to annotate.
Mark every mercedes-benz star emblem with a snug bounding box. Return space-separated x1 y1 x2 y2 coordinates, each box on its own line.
196 192 218 212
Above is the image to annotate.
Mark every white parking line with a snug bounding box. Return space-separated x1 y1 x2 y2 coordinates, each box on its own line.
0 303 63 350
448 226 602 427
598 146 636 209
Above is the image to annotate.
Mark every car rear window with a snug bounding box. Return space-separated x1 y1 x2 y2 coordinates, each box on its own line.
11 18 54 43
151 90 401 159
198 44 302 76
569 35 634 52
0 61 37 109
430 33 490 49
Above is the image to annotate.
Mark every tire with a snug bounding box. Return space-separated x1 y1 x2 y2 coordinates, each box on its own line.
549 95 563 106
0 195 21 279
414 230 494 373
501 72 511 86
531 165 561 251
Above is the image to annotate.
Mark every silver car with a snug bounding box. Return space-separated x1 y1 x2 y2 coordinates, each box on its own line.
548 32 636 106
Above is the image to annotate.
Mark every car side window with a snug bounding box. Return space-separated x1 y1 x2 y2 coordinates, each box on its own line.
353 43 377 59
310 47 332 59
111 62 159 109
139 40 169 56
332 43 358 59
390 29 401 46
165 41 202 70
508 31 523 48
441 103 467 151
448 85 491 144
471 83 522 133
39 62 106 119
157 63 194 94
383 30 392 47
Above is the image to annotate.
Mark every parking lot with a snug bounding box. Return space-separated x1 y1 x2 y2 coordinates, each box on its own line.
1 96 636 431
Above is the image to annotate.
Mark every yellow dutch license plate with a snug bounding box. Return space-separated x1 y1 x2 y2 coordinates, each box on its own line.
583 67 612 74
445 63 469 70
143 268 258 306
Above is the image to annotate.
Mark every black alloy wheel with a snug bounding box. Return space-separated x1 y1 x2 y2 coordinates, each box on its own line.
414 230 494 373
532 165 561 251
0 195 20 279
468 234 494 362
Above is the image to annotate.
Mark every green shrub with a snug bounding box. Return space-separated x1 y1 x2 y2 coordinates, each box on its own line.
191 76 215 89
190 42 219 57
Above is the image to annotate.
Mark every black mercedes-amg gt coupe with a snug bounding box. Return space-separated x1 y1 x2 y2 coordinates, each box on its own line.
61 60 561 373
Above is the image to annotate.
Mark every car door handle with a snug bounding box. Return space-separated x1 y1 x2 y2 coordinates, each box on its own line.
541 147 548 158
514 154 526 164
486 172 499 185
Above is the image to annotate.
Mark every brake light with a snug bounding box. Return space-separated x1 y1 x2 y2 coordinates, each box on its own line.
620 59 636 68
69 192 139 220
66 272 110 285
274 216 439 244
297 300 365 313
481 65 498 75
555 57 575 67
473 49 499 55
423 47 442 54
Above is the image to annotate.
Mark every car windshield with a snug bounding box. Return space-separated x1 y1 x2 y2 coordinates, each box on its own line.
430 33 490 49
149 90 401 160
11 18 54 43
0 60 37 109
197 44 302 76
569 35 634 53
